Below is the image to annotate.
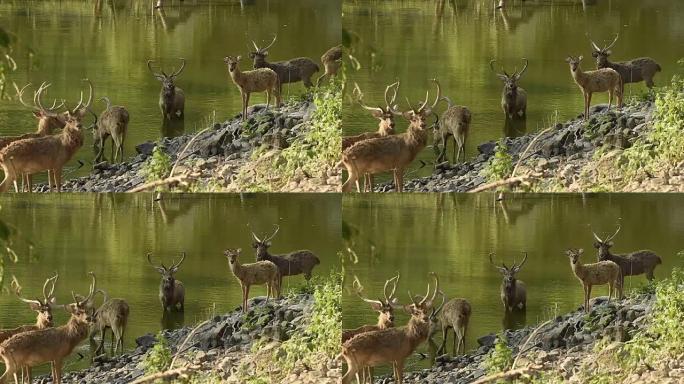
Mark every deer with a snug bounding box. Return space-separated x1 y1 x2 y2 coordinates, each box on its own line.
342 81 401 192
0 80 92 193
0 272 96 384
249 34 320 92
316 45 343 87
147 252 186 312
89 289 130 355
588 33 661 90
223 55 281 122
489 252 527 312
433 96 472 164
591 225 662 296
431 293 471 356
565 248 621 313
490 58 528 120
91 97 130 164
566 55 622 120
341 79 441 193
224 248 280 312
147 58 186 120
342 274 400 384
251 225 320 295
340 273 440 384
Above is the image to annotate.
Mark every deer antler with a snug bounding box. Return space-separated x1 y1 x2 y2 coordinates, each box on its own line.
171 252 186 270
384 80 400 109
353 83 383 113
430 290 446 319
513 252 528 272
383 272 400 303
147 252 166 271
170 58 186 78
74 272 97 306
605 225 621 242
14 83 38 111
489 253 508 273
427 79 441 111
43 273 59 302
147 59 167 77
352 276 383 306
263 224 280 243
604 33 619 51
11 276 43 306
262 34 278 52
586 33 602 52
33 83 66 114
515 58 528 80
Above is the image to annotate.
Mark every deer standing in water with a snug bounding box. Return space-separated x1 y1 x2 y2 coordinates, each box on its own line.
147 58 186 120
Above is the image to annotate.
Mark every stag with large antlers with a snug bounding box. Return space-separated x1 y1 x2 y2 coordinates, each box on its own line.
223 55 281 122
341 79 441 193
588 33 661 90
489 252 528 312
0 272 96 384
340 273 440 384
566 55 622 120
0 79 92 193
249 34 320 92
147 58 186 120
147 252 186 312
342 81 402 192
251 225 320 296
490 58 528 120
591 225 662 296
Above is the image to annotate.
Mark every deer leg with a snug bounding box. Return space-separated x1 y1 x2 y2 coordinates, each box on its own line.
54 168 63 193
395 359 404 384
396 169 404 193
439 326 448 355
608 90 613 112
97 326 106 354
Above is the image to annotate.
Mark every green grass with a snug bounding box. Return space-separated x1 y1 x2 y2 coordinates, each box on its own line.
485 333 514 374
143 332 173 374
142 145 172 183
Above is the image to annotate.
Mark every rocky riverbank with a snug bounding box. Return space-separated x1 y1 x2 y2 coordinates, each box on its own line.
36 294 341 384
38 98 340 193
386 100 684 193
374 290 684 384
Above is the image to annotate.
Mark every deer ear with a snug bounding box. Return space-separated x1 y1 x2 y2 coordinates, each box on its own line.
565 57 572 63
32 111 42 119
236 248 242 253
497 74 508 81
402 111 413 121
28 302 42 311
605 50 612 56
593 242 600 249
369 302 383 311
236 55 242 62
370 110 384 119
607 241 614 247
591 51 599 58
578 248 584 255
578 55 584 61
252 242 259 249
266 241 271 247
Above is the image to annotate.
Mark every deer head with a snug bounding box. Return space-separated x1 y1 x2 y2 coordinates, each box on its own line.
11 273 59 328
249 34 278 68
251 224 280 260
223 55 243 74
393 79 441 131
63 272 97 323
591 224 620 260
489 252 527 294
60 78 94 129
428 290 446 336
353 81 401 134
565 248 584 265
224 248 242 266
147 252 186 293
404 272 440 326
147 58 186 97
490 58 528 96
565 55 584 73
14 82 67 134
588 33 619 67
352 273 400 327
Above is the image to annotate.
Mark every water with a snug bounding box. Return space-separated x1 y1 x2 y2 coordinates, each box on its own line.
343 0 684 181
0 0 341 178
342 193 684 372
0 193 341 372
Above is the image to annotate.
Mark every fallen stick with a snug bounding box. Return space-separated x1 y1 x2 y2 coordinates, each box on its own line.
129 367 191 384
467 175 532 193
126 174 190 193
470 365 541 384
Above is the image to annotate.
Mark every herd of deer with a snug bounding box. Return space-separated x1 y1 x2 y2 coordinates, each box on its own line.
0 224 319 383
340 225 662 384
340 33 662 193
0 37 341 193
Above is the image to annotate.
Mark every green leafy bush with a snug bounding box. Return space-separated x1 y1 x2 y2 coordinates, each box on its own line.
483 139 514 182
143 333 173 374
142 146 172 182
485 333 513 374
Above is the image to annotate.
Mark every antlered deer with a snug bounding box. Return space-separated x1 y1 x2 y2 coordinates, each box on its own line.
316 45 343 87
224 55 281 122
588 34 661 89
90 289 130 355
340 273 440 384
591 225 662 295
565 248 621 312
341 79 441 193
91 97 130 163
0 80 92 193
0 272 96 384
342 81 401 192
249 34 320 92
566 55 622 120
434 96 472 164
147 252 186 312
251 225 320 295
490 58 528 119
489 252 527 312
224 248 280 312
147 58 186 120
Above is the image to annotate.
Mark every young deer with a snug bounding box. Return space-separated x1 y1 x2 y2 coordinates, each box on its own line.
0 272 96 384
340 273 440 384
249 34 320 92
565 248 621 313
251 225 320 295
224 55 281 122
434 96 472 164
490 58 528 119
342 274 400 343
566 55 622 120
147 58 186 120
224 248 280 312
0 80 92 193
91 97 130 163
341 79 441 193
90 289 130 355
489 252 527 312
591 225 662 295
147 252 186 312
316 45 343 87
588 33 661 89
432 293 471 356
342 82 401 192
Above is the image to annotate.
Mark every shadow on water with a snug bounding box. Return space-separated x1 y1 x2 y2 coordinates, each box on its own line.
503 309 527 331
161 310 186 330
162 118 186 138
503 118 528 138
